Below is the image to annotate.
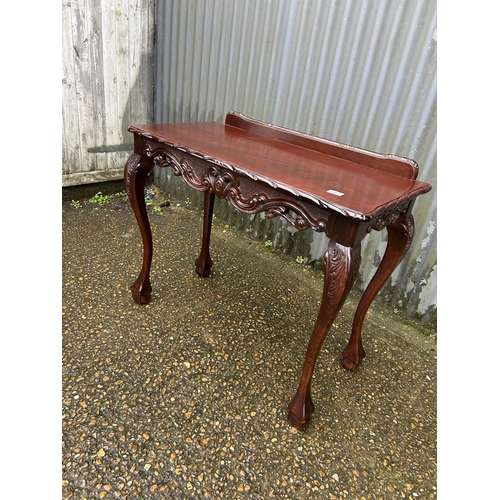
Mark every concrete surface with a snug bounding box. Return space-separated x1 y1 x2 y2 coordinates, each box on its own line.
62 182 437 499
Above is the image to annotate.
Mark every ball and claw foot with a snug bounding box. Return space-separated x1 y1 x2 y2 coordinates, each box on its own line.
195 255 213 278
340 345 366 371
131 279 152 304
287 392 315 431
195 265 212 278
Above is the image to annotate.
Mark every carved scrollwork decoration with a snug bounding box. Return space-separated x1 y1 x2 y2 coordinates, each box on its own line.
143 143 329 233
233 195 328 233
367 207 406 233
324 242 362 316
207 165 239 199
367 207 415 256
148 147 208 191
403 213 415 255
325 244 347 303
124 153 155 198
262 202 326 232
265 206 288 219
124 153 141 197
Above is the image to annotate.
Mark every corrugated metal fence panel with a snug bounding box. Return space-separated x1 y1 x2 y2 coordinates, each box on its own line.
154 0 437 324
62 0 155 186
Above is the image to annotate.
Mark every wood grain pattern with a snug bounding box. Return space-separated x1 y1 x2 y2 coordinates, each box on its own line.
129 117 430 220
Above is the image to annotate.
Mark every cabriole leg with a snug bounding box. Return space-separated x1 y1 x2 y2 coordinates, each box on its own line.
124 153 155 304
195 190 215 277
287 240 361 430
341 212 415 371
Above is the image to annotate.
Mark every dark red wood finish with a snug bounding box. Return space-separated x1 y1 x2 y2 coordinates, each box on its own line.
124 112 431 430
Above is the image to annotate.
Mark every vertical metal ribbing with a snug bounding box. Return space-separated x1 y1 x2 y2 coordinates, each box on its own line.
154 0 437 320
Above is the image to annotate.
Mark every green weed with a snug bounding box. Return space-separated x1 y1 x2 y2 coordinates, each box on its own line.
89 192 110 206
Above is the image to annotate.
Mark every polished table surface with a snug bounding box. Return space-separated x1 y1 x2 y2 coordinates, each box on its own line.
124 112 432 430
129 119 429 220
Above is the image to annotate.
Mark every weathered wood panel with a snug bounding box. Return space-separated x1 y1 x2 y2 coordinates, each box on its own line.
62 0 155 186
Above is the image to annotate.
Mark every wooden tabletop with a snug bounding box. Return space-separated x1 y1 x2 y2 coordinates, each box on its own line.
129 118 431 220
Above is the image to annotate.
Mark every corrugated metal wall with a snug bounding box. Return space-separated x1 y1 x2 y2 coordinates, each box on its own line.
62 0 155 186
153 0 437 325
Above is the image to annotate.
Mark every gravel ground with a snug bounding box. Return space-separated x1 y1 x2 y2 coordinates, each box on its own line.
62 184 437 499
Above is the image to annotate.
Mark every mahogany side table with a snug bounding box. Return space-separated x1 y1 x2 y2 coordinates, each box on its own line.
124 112 432 430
